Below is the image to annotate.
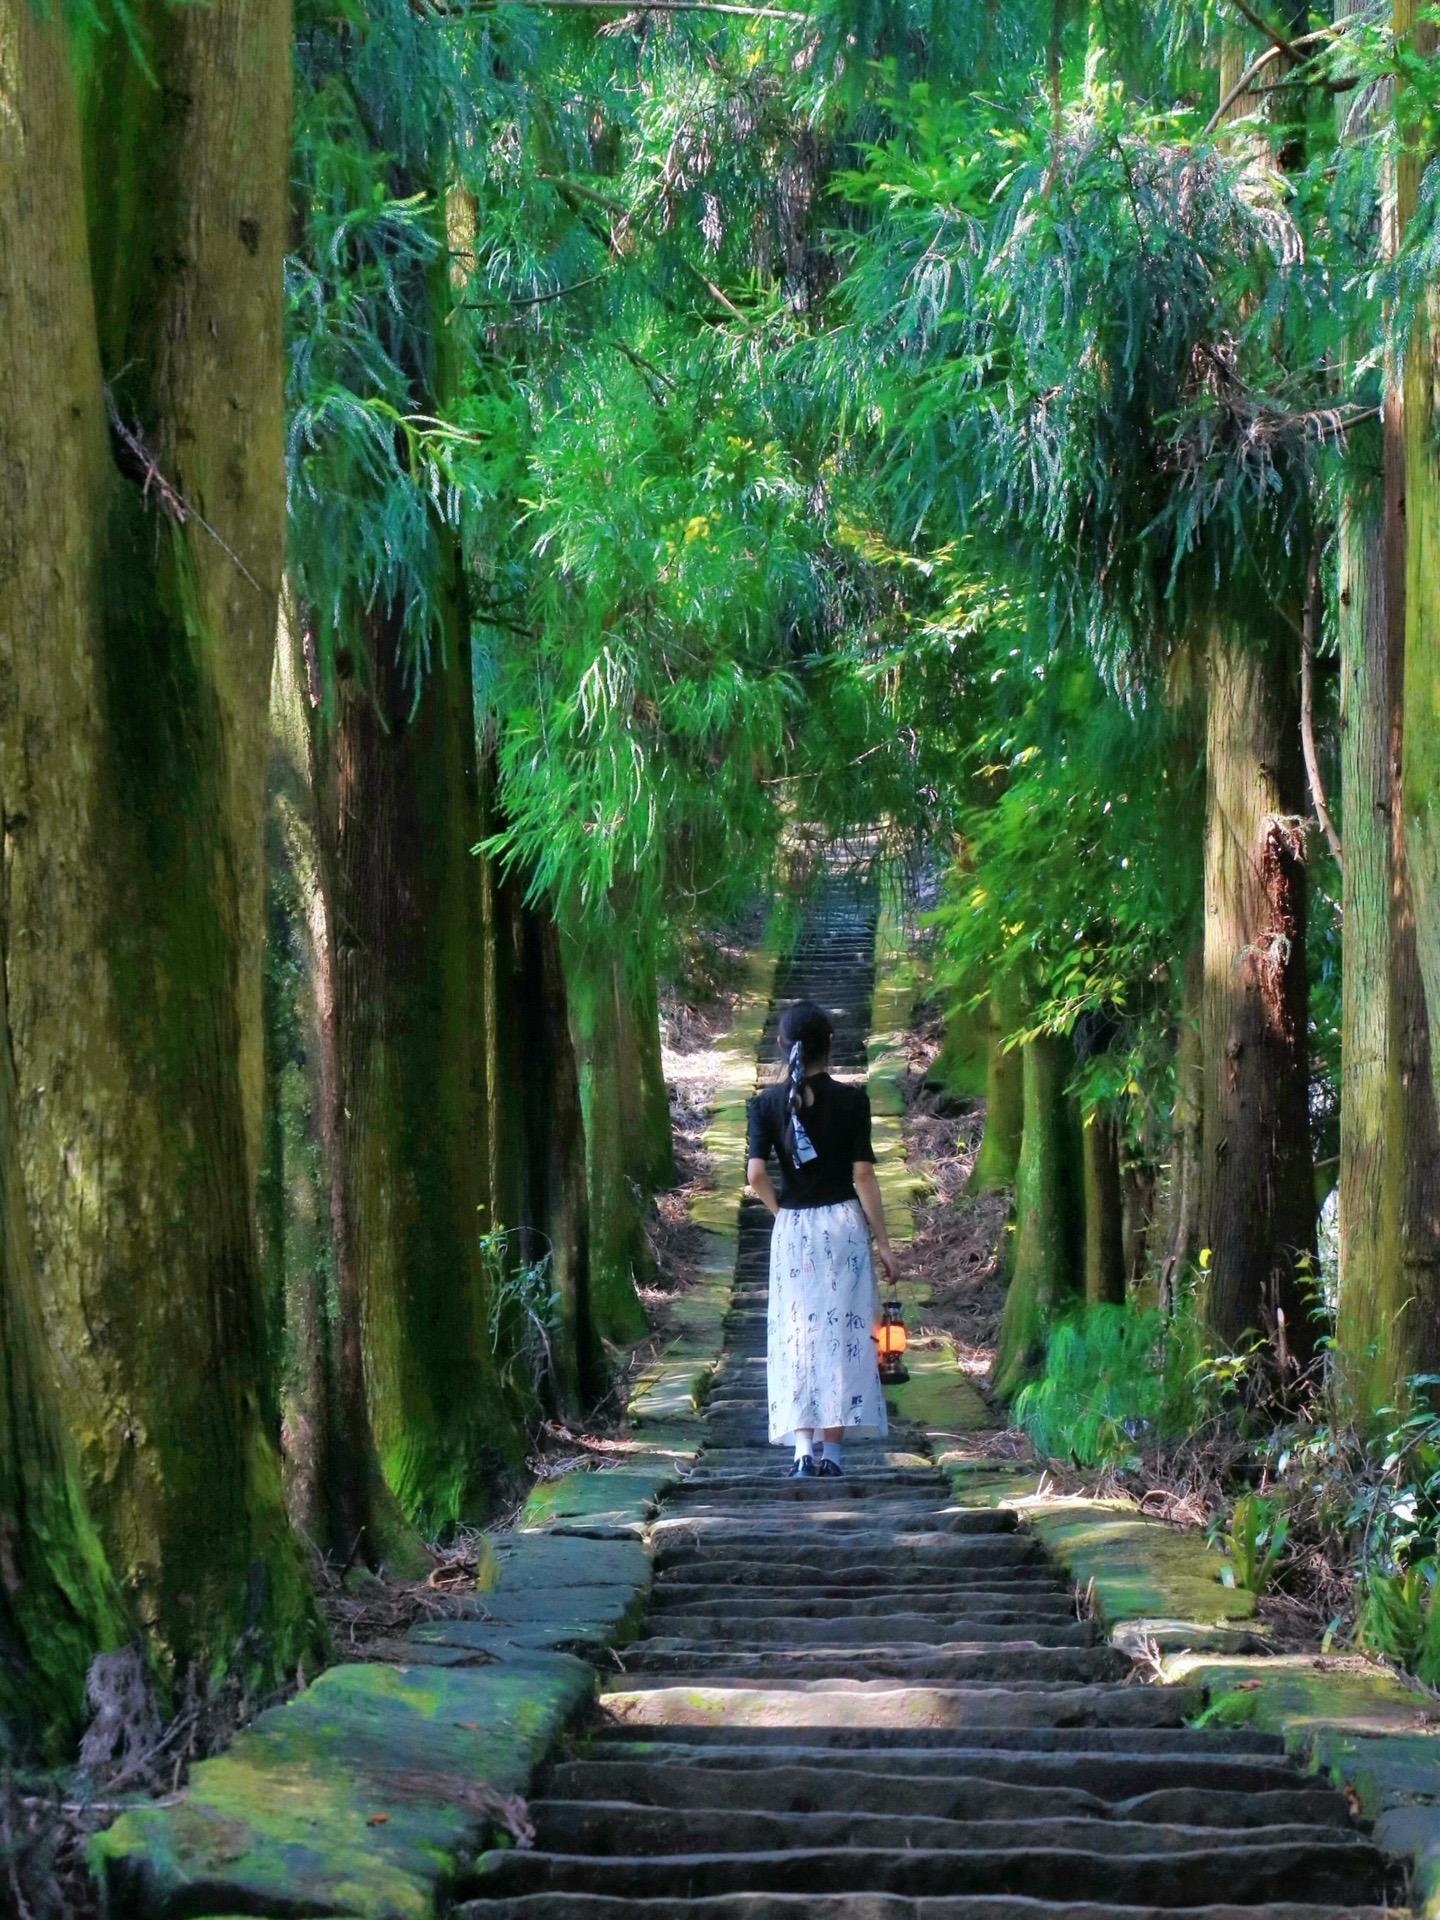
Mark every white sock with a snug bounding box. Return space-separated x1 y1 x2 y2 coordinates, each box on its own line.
822 1440 843 1467
794 1436 814 1462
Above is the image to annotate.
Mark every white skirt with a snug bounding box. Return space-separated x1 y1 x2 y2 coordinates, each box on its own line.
766 1199 889 1446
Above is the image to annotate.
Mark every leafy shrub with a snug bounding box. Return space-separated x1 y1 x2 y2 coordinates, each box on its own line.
1013 1301 1210 1470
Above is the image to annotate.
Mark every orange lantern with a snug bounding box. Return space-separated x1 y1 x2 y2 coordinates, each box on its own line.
876 1297 909 1384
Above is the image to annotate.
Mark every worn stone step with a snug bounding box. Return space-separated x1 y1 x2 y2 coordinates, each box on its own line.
666 1477 951 1501
598 1681 1201 1731
542 1762 1350 1830
672 1474 952 1489
652 1556 1059 1588
583 1724 1289 1757
580 1743 1308 1796
654 1535 1047 1573
459 1899 1401 1920
639 1614 1099 1646
525 1801 1369 1861
650 1510 1019 1543
464 1837 1389 1905
618 1644 1126 1683
685 1456 937 1476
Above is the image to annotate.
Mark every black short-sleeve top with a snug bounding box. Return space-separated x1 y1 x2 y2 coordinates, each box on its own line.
746 1074 877 1210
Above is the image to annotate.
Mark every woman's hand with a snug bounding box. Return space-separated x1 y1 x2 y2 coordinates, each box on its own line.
875 1242 898 1286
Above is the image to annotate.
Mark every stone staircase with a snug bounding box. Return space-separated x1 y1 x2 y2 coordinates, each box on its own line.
457 879 1402 1920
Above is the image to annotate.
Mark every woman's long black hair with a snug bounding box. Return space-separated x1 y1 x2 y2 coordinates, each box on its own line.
778 1000 832 1158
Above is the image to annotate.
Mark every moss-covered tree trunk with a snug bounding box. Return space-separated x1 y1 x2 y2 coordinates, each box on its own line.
481 829 595 1409
312 610 522 1535
626 957 678 1194
563 942 652 1347
1397 1 1440 1146
269 628 424 1568
486 868 599 1409
1082 1110 1126 1307
0 0 319 1679
1198 626 1317 1364
0 936 130 1758
1336 378 1440 1409
1160 942 1204 1306
970 984 1024 1193
995 1034 1083 1397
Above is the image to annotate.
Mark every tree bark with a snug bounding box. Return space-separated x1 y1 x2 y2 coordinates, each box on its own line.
0 0 319 1679
1336 358 1440 1409
486 872 599 1409
1198 624 1317 1366
269 629 425 1569
626 956 678 1194
1397 0 1440 1130
1161 941 1205 1307
313 607 523 1536
1 927 129 1759
970 984 1025 1193
563 942 653 1347
994 1034 1083 1397
1082 1110 1127 1307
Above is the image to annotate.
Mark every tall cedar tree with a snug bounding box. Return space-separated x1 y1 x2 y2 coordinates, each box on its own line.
0 0 321 1681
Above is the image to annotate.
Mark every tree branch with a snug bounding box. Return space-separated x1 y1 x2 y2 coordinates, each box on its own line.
464 271 608 313
1223 0 1301 60
1204 12 1370 133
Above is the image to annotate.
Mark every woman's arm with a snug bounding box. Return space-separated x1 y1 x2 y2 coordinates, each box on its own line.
747 1157 780 1218
853 1162 897 1282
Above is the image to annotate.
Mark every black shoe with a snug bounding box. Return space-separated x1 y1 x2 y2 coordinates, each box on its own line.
787 1455 817 1479
816 1457 843 1478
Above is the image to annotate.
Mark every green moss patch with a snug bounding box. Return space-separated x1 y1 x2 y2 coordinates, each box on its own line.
94 1657 593 1920
488 1531 650 1595
517 1463 678 1537
1165 1651 1440 1744
884 1339 999 1437
1020 1501 1257 1628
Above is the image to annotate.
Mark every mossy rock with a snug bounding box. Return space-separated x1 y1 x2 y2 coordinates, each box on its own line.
1164 1652 1440 1745
1020 1502 1258 1628
94 1657 593 1920
518 1466 675 1536
488 1532 650 1595
411 1574 648 1653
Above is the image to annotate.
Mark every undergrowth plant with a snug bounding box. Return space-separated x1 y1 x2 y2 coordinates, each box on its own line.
481 1230 563 1408
1356 1559 1440 1686
1213 1494 1291 1596
1012 1301 1213 1471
